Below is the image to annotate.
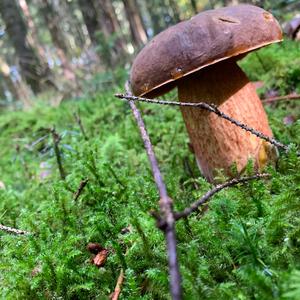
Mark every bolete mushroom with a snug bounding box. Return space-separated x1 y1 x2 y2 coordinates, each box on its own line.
130 5 282 182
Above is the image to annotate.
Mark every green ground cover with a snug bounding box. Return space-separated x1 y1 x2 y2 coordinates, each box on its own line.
0 40 299 299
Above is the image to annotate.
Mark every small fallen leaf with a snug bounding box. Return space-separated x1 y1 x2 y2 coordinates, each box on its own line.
92 249 109 267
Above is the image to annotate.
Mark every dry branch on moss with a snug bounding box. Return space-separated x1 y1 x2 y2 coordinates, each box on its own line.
115 94 291 153
0 224 31 235
109 269 125 300
50 127 66 180
262 93 300 104
73 111 89 141
124 82 182 300
174 173 270 220
118 85 277 300
73 178 89 201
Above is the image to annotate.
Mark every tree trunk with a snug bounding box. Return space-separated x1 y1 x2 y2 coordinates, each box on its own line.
78 0 127 66
190 0 198 14
39 0 70 55
168 0 181 23
96 0 126 48
77 0 99 44
63 0 86 48
18 0 46 58
122 0 147 48
95 0 127 65
145 0 171 34
0 57 32 107
0 0 55 93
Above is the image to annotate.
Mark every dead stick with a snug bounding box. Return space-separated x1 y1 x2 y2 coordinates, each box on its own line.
124 83 182 300
110 269 124 300
50 128 66 180
262 94 300 104
73 178 89 201
115 94 293 153
174 173 269 220
0 224 31 235
73 112 88 140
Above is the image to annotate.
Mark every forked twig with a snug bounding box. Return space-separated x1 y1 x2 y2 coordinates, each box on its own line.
117 85 278 299
115 94 291 152
124 82 182 300
0 224 31 235
174 173 269 220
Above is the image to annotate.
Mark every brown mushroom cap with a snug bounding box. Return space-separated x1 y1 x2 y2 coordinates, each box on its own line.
130 5 282 97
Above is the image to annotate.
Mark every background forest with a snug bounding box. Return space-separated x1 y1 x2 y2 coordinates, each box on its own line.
0 0 300 299
0 0 300 105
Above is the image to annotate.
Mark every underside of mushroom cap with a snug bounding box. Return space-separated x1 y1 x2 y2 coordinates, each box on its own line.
130 5 283 97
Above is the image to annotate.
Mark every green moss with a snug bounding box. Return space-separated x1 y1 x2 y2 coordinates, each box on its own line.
0 39 300 299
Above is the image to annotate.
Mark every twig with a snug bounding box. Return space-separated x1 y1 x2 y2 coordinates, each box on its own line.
73 178 89 201
124 82 182 300
262 94 300 104
50 127 66 180
110 269 124 300
174 173 269 220
0 224 31 235
115 94 291 153
73 111 89 140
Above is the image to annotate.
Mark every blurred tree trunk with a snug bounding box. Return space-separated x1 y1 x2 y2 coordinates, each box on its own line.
122 0 147 48
63 0 86 48
223 0 239 5
96 0 126 49
0 57 32 106
168 0 181 23
0 0 55 93
79 0 127 66
39 0 70 55
146 0 176 34
77 0 99 44
190 0 198 14
18 0 46 58
145 1 165 34
95 0 127 66
40 0 77 90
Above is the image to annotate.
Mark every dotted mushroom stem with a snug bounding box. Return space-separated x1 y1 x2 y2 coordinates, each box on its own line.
177 60 278 181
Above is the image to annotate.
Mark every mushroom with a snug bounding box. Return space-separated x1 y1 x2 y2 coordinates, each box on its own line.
130 5 282 182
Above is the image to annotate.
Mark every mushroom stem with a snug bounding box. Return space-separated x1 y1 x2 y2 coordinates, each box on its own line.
178 59 276 182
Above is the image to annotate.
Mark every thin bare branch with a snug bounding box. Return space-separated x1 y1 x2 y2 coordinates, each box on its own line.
73 178 89 201
110 269 124 300
73 111 89 140
124 82 182 300
174 173 270 220
50 127 66 180
115 94 291 153
0 224 31 235
262 94 300 104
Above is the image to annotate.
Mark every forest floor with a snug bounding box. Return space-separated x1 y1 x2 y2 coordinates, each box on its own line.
0 40 300 299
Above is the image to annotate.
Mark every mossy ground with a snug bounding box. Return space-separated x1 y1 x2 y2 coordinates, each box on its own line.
0 40 300 299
